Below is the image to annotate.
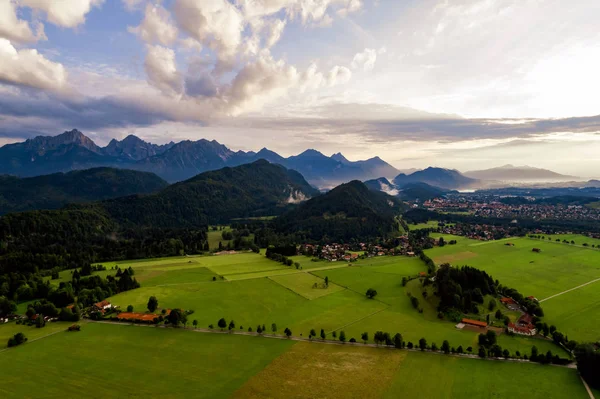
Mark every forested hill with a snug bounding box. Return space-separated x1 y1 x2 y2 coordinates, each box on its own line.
0 168 168 215
273 180 403 242
0 161 318 272
96 160 320 227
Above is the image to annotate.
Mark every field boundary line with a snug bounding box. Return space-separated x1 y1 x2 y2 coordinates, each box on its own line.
539 277 600 303
528 237 600 251
0 329 65 354
469 237 514 247
326 306 389 334
580 375 596 399
266 274 314 300
86 320 577 368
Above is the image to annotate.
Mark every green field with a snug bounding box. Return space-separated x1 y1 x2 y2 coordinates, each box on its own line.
269 272 346 300
0 323 294 398
207 226 233 250
0 323 585 398
426 234 600 342
0 322 71 348
409 220 441 230
384 351 586 398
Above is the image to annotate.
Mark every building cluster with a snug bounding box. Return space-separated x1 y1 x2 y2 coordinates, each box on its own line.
298 239 416 262
423 197 600 222
508 313 537 336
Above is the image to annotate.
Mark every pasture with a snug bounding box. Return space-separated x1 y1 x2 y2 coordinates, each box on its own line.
384 351 586 399
426 234 600 342
0 323 583 398
0 323 293 398
269 273 345 300
0 321 70 349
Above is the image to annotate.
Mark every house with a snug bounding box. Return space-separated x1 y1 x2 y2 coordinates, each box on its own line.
526 296 538 302
407 252 416 257
93 300 112 311
461 318 487 328
508 323 536 336
418 272 427 278
500 297 516 305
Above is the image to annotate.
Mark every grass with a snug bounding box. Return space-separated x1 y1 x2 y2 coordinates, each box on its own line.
426 234 600 343
269 273 346 300
0 321 71 348
312 262 564 356
409 220 441 230
207 225 233 250
0 323 294 398
232 341 407 399
384 350 587 399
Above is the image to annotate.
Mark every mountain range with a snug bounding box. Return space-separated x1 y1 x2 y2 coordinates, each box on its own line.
365 177 454 200
465 164 578 181
0 168 168 215
0 130 399 187
392 167 478 190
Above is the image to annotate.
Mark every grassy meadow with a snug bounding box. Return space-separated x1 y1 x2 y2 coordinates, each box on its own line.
0 323 585 398
426 234 600 342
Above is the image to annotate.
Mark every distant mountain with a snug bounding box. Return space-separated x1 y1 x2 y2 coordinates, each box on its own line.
397 182 452 201
365 178 451 201
274 180 402 242
0 168 168 215
97 160 320 227
393 167 477 190
0 131 399 187
0 129 134 177
103 135 174 160
364 177 399 196
465 165 577 181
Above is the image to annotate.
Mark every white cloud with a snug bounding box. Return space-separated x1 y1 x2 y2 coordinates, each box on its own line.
0 38 67 90
351 48 377 71
0 0 45 43
129 3 178 46
173 0 244 63
326 65 351 86
265 18 286 48
122 0 144 11
144 44 183 96
20 0 103 28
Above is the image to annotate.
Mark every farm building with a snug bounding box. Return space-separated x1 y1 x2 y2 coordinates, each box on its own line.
508 313 537 336
500 297 516 305
418 272 427 277
461 318 487 328
94 300 112 311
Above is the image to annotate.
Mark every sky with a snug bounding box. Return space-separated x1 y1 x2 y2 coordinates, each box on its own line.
1 0 600 176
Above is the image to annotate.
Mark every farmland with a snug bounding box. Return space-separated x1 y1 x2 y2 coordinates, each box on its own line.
0 323 585 398
426 234 600 342
102 252 562 356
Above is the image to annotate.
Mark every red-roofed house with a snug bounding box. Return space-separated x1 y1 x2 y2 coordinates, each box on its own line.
500 297 516 305
461 318 487 328
94 300 111 311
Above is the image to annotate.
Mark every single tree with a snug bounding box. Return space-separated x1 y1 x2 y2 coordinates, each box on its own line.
147 296 158 312
284 328 292 338
361 332 369 344
228 320 235 331
393 333 403 349
36 314 45 328
478 346 487 358
193 320 198 328
503 349 510 358
167 309 183 326
218 317 227 330
495 309 503 319
332 331 337 339
419 338 427 351
407 342 414 349
325 276 329 287
365 288 378 299
431 343 438 351
441 340 450 354
457 345 464 354
127 305 134 312
271 323 277 334
467 347 473 353
320 329 326 340
339 330 346 343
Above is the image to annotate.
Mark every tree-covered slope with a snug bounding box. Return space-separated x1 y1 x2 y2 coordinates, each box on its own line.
0 168 168 215
273 180 402 242
85 160 319 227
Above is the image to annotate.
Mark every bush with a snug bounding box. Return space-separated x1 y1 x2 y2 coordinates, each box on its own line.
7 332 27 347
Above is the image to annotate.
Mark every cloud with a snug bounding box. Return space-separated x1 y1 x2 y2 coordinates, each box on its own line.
128 3 178 46
0 38 67 91
351 48 377 71
265 18 286 48
173 0 244 64
144 45 183 96
122 0 144 11
326 65 351 86
20 0 103 28
0 0 46 43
